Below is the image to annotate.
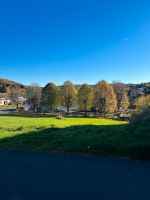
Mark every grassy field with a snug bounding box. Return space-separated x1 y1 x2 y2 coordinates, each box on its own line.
0 115 150 159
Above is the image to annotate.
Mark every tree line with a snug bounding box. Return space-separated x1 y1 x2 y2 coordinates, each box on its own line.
21 80 129 116
7 79 150 119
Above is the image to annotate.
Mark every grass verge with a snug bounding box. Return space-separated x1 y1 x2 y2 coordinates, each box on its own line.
0 116 149 160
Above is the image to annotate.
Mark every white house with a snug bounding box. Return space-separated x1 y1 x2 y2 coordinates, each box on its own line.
0 93 11 106
22 103 32 111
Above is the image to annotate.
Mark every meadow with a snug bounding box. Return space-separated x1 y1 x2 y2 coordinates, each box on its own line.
0 115 150 159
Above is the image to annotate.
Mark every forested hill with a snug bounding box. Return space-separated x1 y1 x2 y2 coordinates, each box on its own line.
0 78 26 93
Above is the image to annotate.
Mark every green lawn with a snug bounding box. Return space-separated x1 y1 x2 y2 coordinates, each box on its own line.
0 115 149 159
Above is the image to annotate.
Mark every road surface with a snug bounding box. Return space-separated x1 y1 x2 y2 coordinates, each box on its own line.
0 151 150 200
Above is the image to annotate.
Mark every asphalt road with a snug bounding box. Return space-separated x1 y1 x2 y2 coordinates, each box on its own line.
0 151 150 200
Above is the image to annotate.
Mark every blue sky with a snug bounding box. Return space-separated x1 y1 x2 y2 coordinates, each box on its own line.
0 0 150 86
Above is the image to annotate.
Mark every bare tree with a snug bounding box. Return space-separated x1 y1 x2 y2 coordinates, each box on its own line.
9 86 25 109
26 83 41 112
113 81 129 113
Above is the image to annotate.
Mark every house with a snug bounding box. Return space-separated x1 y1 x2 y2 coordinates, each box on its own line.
129 86 145 102
18 96 26 103
22 103 32 111
0 93 11 106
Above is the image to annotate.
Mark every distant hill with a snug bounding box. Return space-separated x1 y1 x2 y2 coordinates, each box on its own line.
0 78 26 93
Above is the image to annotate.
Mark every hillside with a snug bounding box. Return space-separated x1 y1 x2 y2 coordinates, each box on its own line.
0 78 26 93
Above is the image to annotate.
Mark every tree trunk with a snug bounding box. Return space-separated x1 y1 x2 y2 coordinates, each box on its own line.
16 104 19 109
16 99 19 109
67 107 70 115
50 106 53 113
84 104 87 117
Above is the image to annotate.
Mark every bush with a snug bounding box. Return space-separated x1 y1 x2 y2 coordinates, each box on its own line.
130 108 150 123
15 126 24 131
55 115 64 120
136 95 150 112
18 107 25 113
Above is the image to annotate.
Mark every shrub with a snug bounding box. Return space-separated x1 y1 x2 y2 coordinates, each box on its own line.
18 107 25 113
130 108 150 123
136 95 150 111
15 126 24 131
55 115 64 120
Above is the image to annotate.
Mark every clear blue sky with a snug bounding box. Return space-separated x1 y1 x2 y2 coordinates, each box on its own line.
0 0 150 86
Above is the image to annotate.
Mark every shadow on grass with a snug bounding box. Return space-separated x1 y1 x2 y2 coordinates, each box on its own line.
0 122 150 160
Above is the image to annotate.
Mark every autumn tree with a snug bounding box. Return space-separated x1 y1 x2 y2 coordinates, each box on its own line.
9 86 26 109
113 81 129 113
61 81 77 115
78 84 93 117
119 92 129 112
130 95 150 122
136 95 150 112
26 83 41 112
41 82 61 112
94 80 117 116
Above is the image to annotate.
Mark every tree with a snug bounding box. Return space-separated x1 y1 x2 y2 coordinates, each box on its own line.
94 80 117 116
41 82 60 112
61 81 77 115
78 84 93 117
130 95 150 122
113 81 129 113
26 83 41 112
136 95 150 112
119 92 129 113
9 86 25 109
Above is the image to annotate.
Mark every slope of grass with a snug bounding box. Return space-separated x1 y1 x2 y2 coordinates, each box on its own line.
0 116 149 159
0 116 125 137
